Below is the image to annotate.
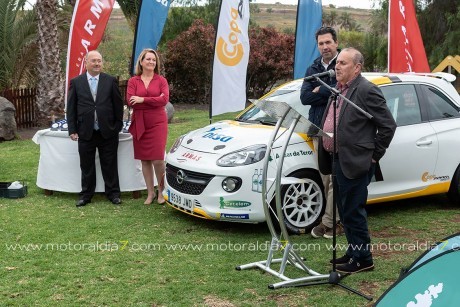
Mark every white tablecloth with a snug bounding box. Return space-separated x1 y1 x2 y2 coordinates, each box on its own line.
32 129 149 193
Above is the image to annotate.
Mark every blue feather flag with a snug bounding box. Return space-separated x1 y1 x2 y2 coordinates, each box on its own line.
131 0 171 74
293 0 322 79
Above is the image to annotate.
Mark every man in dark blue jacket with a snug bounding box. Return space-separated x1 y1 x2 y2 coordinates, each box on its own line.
300 27 341 239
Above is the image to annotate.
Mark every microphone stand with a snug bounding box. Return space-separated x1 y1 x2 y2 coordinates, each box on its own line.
296 75 373 301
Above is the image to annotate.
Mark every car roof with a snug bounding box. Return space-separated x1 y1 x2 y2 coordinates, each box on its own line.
273 72 460 104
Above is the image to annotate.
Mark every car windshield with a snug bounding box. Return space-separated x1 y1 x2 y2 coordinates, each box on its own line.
236 80 306 125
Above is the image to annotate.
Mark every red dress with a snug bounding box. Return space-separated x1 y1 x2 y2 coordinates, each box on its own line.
126 75 169 160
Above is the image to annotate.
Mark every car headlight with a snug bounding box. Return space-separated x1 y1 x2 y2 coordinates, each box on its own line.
217 145 266 167
169 135 185 154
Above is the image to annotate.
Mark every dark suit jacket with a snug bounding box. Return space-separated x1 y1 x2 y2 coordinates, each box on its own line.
300 52 339 127
67 72 123 141
318 74 397 179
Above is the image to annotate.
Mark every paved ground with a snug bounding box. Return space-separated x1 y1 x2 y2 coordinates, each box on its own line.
17 127 43 140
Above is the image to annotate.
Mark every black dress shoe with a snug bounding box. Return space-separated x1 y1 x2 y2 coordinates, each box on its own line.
76 199 91 207
336 258 374 274
111 197 122 205
330 254 351 265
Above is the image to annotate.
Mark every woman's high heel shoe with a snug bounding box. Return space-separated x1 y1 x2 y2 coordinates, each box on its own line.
144 191 157 205
157 175 166 205
156 189 165 205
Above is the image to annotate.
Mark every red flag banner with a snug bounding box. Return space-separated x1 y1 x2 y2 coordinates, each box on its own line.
65 0 115 101
388 0 430 73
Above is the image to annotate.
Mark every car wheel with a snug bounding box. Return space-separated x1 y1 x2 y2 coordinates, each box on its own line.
272 170 325 235
447 165 460 205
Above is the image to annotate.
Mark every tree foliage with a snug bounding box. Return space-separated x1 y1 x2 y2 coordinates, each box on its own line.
116 0 221 46
0 0 37 92
322 10 338 26
362 31 387 71
164 19 215 104
246 26 294 97
369 0 388 35
161 0 220 46
418 0 460 66
370 0 460 69
164 20 294 103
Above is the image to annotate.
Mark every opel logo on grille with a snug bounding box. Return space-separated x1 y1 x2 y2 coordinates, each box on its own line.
176 170 186 185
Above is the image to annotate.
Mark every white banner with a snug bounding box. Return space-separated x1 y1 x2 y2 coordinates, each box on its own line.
211 0 250 116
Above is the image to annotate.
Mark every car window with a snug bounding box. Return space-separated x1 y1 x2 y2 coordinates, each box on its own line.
420 84 460 121
380 84 422 126
237 82 304 124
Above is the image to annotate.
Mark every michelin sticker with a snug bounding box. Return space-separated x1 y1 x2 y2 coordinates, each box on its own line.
221 213 249 220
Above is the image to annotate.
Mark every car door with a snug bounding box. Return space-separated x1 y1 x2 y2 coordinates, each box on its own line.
420 84 460 185
368 84 438 202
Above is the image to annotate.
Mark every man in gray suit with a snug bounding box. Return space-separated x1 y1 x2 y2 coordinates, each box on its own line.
318 48 397 274
67 50 124 207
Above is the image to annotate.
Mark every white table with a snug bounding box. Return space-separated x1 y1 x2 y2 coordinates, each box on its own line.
32 129 150 195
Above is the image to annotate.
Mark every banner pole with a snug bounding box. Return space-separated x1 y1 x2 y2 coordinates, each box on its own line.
210 0 224 125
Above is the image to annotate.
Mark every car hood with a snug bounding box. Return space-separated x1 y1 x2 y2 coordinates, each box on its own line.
179 120 306 154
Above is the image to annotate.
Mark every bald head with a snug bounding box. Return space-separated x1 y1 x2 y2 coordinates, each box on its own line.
85 50 103 76
335 47 364 85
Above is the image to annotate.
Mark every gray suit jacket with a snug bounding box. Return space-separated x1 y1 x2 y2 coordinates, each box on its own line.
67 72 124 141
318 74 397 179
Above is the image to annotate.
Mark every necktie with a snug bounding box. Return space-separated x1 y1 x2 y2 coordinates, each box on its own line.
89 77 99 130
89 77 97 98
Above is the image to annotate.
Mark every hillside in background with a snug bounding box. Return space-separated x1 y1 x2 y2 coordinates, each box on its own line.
100 6 373 79
252 3 372 33
107 4 372 37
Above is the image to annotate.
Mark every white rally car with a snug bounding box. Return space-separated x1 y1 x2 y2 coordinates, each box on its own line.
164 73 460 234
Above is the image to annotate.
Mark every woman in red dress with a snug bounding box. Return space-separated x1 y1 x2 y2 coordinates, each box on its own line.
127 49 169 205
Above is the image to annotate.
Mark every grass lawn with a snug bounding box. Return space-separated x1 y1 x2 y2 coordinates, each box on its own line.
1 107 460 306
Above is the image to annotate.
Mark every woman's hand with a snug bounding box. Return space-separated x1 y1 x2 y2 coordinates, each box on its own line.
129 96 144 105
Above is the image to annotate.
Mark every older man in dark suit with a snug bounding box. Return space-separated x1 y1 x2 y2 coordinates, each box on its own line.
318 48 397 274
67 50 124 207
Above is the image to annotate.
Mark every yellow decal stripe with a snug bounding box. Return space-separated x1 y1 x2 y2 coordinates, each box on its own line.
367 182 450 204
369 76 394 86
166 201 216 220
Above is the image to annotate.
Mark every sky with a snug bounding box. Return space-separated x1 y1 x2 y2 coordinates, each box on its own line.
256 0 377 10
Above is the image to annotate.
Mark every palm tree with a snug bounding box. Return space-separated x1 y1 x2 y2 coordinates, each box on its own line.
347 20 363 32
323 10 338 27
36 0 64 123
0 0 37 92
339 11 352 30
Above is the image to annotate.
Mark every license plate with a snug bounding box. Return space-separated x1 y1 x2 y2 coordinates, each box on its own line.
168 190 193 211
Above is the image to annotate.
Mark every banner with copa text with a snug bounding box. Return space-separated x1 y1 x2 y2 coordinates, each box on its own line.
388 0 429 73
65 0 115 103
131 0 170 74
211 0 250 116
293 0 322 79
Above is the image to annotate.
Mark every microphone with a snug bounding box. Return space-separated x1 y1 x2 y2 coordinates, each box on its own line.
304 70 335 82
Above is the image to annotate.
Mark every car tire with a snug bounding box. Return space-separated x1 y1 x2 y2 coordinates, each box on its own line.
447 165 460 205
270 169 325 235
